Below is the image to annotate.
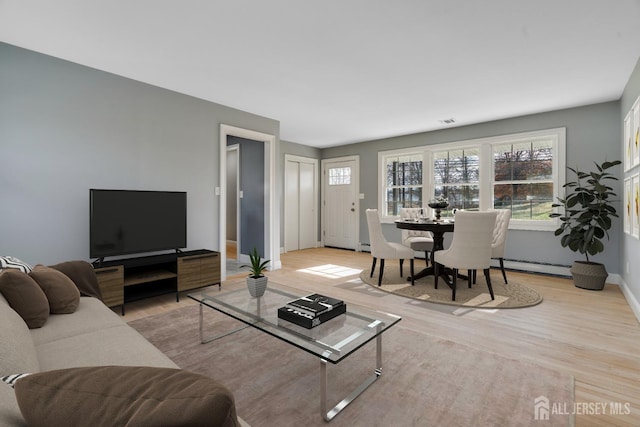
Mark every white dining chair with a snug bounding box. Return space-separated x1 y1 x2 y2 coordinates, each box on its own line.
434 211 498 301
491 209 512 284
366 209 415 287
399 208 434 266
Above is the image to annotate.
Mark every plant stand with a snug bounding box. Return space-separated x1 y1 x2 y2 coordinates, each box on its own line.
570 261 608 290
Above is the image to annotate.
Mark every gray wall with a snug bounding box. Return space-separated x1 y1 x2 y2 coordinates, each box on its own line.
321 102 622 273
0 42 279 265
228 136 265 257
620 56 640 305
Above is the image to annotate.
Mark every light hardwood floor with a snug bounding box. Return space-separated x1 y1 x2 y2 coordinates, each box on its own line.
123 247 640 426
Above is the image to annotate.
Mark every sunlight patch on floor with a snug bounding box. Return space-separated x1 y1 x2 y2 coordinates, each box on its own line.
382 283 413 292
463 294 508 308
297 264 362 279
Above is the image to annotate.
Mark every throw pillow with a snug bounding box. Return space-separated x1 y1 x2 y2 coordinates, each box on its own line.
29 265 80 314
0 270 49 328
1 374 31 389
0 256 33 273
15 366 240 427
50 260 103 300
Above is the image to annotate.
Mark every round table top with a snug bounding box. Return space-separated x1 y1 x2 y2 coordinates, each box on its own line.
394 219 454 232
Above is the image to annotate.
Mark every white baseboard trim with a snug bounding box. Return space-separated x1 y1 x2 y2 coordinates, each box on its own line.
495 259 571 277
617 278 640 324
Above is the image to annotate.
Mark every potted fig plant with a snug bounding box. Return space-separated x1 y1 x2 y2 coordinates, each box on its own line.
242 247 270 297
549 159 621 290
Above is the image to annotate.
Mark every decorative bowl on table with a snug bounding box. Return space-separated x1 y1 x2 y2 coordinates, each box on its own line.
427 198 449 220
427 201 449 209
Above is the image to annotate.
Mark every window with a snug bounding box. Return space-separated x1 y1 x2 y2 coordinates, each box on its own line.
433 147 480 217
381 153 423 216
493 138 554 221
328 167 351 185
378 128 565 231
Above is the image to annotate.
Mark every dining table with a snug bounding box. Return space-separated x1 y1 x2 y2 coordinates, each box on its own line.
394 218 456 282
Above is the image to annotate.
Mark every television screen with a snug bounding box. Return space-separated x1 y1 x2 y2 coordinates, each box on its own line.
90 189 187 259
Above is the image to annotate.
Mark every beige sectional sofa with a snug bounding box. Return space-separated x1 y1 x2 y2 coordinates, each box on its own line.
0 272 247 426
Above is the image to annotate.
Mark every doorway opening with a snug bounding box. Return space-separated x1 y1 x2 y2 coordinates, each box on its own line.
219 125 279 280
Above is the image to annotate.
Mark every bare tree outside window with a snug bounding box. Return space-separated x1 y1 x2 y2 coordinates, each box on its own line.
384 154 422 216
493 140 554 220
433 148 480 217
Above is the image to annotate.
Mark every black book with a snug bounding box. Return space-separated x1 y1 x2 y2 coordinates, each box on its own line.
285 294 344 317
277 303 347 329
305 294 344 309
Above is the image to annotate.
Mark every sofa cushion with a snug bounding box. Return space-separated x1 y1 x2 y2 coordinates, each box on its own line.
29 265 80 314
50 260 102 300
15 366 240 427
0 269 49 328
0 294 40 376
0 256 33 273
35 324 177 371
30 297 127 346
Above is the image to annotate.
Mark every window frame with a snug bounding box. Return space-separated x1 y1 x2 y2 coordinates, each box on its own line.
377 128 566 231
378 148 427 218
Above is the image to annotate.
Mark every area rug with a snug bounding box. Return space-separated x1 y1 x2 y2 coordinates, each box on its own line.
360 266 543 309
129 305 573 426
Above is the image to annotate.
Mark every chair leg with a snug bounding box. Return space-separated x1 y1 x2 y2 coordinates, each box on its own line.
370 257 377 278
410 259 415 286
378 259 385 287
468 269 472 288
434 262 439 289
484 268 495 300
399 259 404 277
424 251 429 267
499 258 508 284
452 268 458 301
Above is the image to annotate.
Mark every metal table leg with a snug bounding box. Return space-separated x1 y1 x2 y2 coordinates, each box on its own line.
199 303 249 344
320 327 383 422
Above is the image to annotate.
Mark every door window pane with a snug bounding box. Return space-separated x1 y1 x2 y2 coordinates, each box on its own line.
329 167 351 185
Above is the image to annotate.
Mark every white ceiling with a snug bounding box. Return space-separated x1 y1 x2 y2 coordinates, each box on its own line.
2 1 640 148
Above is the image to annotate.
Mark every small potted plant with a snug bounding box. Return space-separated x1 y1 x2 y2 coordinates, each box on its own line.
549 159 621 290
242 247 270 297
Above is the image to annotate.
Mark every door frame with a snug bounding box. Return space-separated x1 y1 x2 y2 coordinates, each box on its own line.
226 144 240 259
321 155 360 250
284 154 319 252
219 124 280 280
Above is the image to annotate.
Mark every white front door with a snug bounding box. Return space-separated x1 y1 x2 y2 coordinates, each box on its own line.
323 157 359 250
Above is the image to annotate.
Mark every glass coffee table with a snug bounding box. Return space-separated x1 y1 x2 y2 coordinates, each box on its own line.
188 283 401 422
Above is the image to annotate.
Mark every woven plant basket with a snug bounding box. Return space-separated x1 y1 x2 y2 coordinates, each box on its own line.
570 261 608 290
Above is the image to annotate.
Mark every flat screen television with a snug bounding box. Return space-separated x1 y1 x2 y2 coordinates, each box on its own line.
90 189 187 259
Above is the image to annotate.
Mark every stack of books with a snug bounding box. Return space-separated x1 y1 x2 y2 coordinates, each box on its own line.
277 293 346 329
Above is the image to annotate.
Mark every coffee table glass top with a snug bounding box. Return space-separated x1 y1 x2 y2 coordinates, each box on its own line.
189 283 401 364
